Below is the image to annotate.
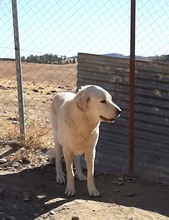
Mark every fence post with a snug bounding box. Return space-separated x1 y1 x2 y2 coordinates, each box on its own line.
129 0 136 177
11 0 25 141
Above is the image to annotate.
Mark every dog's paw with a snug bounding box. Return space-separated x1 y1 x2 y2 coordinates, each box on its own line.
76 173 87 182
88 186 100 197
56 172 65 184
65 187 76 196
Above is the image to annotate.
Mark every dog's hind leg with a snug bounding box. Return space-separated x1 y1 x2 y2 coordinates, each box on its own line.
55 143 65 184
74 156 87 181
51 117 65 184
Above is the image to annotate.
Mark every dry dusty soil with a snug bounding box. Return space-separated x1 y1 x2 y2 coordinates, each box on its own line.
0 61 169 220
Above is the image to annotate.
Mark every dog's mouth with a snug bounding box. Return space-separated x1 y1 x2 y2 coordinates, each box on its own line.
100 116 114 122
100 111 121 123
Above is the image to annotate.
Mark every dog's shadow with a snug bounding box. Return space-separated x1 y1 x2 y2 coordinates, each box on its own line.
0 162 169 219
0 162 90 220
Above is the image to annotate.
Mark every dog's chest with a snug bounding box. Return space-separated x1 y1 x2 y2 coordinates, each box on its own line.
59 118 99 154
72 127 97 144
66 128 98 155
74 131 94 144
70 132 98 155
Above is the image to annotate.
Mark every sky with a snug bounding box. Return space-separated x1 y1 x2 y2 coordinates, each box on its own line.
0 0 169 58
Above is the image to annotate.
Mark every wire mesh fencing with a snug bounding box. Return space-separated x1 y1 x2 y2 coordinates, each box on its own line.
0 0 169 146
136 0 169 62
0 0 130 144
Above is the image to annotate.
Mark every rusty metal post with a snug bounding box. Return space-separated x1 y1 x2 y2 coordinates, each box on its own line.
129 0 136 177
12 0 25 141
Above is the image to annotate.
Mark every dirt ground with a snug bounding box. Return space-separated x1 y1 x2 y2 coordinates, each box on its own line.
0 61 169 220
0 149 169 220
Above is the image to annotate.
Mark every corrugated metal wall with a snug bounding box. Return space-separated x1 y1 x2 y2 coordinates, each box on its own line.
134 60 169 183
77 53 169 184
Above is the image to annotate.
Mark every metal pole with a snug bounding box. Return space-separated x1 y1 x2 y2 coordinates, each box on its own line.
12 0 25 141
129 0 136 177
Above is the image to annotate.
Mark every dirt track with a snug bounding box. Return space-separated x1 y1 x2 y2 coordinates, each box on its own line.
0 61 169 220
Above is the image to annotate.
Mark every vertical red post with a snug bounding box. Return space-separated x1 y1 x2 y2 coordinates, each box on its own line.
129 0 136 177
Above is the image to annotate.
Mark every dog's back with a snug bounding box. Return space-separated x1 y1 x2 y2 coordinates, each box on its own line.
50 92 75 132
49 91 76 158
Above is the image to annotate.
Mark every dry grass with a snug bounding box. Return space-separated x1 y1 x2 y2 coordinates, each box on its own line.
0 115 51 146
24 120 53 150
1 115 50 165
0 120 52 165
0 121 20 143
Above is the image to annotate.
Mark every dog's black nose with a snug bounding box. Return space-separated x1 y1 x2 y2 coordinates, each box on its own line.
116 108 121 116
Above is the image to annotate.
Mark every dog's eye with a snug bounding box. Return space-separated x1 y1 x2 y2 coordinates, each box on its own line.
100 100 106 104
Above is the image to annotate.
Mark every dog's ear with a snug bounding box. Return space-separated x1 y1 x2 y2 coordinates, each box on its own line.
76 92 90 112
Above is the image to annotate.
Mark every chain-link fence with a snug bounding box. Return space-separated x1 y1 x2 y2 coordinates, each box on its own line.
0 0 169 146
136 1 169 61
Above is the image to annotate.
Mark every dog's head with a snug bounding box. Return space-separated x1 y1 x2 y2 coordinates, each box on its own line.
76 85 121 123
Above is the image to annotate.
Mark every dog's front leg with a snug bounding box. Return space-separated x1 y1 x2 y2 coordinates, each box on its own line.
63 149 76 196
74 156 87 181
85 147 100 197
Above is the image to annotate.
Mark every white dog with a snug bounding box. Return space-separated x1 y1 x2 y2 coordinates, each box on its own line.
48 85 121 197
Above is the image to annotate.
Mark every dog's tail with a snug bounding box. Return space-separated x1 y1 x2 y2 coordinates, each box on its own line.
46 148 56 158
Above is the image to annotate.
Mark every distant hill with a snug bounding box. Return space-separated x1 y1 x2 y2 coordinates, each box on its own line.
103 53 127 59
70 53 149 61
103 53 149 61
